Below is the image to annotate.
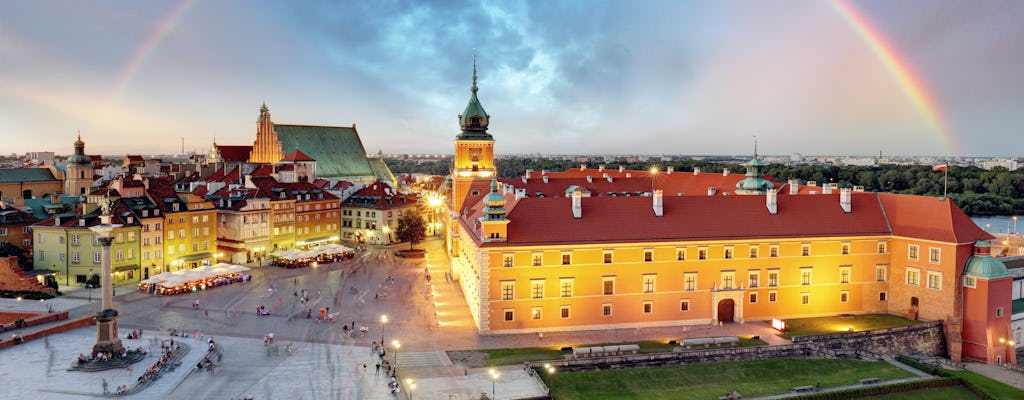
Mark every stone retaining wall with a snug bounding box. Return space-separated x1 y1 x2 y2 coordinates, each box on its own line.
528 321 947 373
0 314 90 351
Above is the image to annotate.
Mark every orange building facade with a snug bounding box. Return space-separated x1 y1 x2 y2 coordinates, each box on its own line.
445 69 1015 365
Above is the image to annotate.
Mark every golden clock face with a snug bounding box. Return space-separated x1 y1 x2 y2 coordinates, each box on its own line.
469 148 481 162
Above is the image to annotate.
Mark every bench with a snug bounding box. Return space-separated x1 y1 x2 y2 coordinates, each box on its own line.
679 336 738 349
570 343 640 359
793 385 817 392
858 378 880 384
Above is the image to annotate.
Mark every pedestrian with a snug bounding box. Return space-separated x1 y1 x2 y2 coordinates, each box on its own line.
102 378 109 394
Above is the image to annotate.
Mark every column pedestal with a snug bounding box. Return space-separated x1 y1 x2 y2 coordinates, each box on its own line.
92 309 124 356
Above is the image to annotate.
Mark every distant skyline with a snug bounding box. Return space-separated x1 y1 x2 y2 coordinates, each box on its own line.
1 1 1022 157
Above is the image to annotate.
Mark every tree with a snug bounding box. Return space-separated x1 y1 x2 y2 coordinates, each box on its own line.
396 213 427 251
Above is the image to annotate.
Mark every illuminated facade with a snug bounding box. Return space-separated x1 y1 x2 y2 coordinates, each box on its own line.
444 70 1015 366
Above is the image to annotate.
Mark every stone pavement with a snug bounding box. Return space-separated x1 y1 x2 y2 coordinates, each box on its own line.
964 362 1024 390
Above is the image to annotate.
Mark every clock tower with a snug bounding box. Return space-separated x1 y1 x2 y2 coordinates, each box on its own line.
452 54 495 212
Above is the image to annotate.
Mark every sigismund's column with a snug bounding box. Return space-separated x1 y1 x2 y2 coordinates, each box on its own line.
89 198 124 356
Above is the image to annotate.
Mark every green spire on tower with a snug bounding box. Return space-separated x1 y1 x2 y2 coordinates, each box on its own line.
458 49 492 140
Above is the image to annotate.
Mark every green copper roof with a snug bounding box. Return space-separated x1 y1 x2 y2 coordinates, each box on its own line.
735 155 773 194
275 124 375 179
368 155 397 188
0 168 59 184
457 57 492 140
482 178 507 220
964 250 1011 279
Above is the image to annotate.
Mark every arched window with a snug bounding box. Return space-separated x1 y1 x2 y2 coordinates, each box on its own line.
22 189 32 199
80 170 85 179
80 187 86 195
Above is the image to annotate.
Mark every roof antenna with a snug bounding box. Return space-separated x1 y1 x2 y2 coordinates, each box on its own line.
753 135 758 158
472 48 478 92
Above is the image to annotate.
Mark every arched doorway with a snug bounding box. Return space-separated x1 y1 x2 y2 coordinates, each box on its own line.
717 299 735 323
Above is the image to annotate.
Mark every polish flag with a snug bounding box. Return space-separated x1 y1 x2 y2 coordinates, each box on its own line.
932 164 948 172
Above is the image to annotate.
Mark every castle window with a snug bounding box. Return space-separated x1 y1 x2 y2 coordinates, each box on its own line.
929 247 941 264
906 267 920 286
603 251 613 264
502 255 513 267
801 244 810 256
503 309 514 322
724 247 733 259
603 276 615 295
927 271 942 290
768 270 779 287
560 305 570 319
644 250 653 262
840 291 849 303
769 245 779 258
531 279 544 299
680 299 691 311
879 292 887 301
532 253 542 266
841 243 850 255
642 301 653 314
531 307 542 320
676 249 685 261
800 267 812 285
801 293 810 305
684 272 697 291
908 244 919 261
877 241 887 254
602 304 613 316
875 265 887 282
642 274 656 293
500 281 514 300
749 293 758 303
749 247 758 258
769 291 777 302
839 266 851 284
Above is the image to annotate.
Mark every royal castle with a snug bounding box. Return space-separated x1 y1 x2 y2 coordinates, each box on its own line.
444 63 1016 366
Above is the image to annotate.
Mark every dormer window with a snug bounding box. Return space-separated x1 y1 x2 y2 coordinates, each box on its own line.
471 116 481 125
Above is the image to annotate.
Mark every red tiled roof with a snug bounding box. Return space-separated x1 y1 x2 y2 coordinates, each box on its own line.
281 149 316 162
250 164 274 177
467 192 888 246
500 170 767 198
343 181 416 209
126 155 144 162
877 193 993 244
216 145 253 163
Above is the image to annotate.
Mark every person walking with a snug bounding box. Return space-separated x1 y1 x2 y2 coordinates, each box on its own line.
102 378 109 394
375 362 381 376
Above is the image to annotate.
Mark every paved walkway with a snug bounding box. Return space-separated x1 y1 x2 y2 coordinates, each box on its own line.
964 362 1024 390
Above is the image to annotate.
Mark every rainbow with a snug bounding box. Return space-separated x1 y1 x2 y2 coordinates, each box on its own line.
830 0 961 155
108 0 198 101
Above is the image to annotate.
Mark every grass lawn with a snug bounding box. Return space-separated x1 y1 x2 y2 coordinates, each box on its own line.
777 314 918 339
542 358 915 400
864 386 980 399
944 369 1024 399
478 336 767 366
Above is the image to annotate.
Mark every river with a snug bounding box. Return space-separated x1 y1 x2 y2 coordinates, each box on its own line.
970 215 1021 235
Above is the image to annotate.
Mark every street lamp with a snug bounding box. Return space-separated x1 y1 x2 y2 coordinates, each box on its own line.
405 378 416 400
392 340 400 374
490 368 500 399
382 225 391 245
88 268 94 302
1014 216 1019 234
380 314 388 344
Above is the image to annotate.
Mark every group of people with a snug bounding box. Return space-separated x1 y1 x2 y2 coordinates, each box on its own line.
168 328 202 339
1 318 27 333
138 341 181 386
125 328 144 340
256 304 270 317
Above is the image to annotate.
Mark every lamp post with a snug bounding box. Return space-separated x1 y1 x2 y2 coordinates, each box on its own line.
405 378 416 400
380 314 388 344
1014 216 1019 235
88 268 94 302
392 339 401 375
382 225 391 245
489 368 500 399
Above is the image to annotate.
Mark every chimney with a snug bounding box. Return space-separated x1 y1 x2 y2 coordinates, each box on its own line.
515 188 526 199
571 190 582 219
723 168 730 176
586 176 593 183
542 176 549 183
598 164 605 172
653 189 664 217
521 176 528 183
79 218 86 227
54 216 60 226
788 179 799 195
606 175 613 183
525 169 532 179
619 165 625 172
840 188 852 213
541 170 548 175
766 189 778 215
823 184 833 195
707 187 717 196
625 173 632 178
693 167 700 175
580 164 587 171
667 166 673 174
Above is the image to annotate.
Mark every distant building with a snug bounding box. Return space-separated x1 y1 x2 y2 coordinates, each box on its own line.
209 103 397 186
340 181 418 245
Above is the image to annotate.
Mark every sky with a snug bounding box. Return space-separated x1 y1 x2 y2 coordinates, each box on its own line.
1 0 1022 158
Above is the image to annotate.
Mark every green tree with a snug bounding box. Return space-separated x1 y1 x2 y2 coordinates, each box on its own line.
0 242 28 269
395 213 427 251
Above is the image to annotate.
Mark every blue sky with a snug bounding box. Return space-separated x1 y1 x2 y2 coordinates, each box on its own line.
1 0 1022 157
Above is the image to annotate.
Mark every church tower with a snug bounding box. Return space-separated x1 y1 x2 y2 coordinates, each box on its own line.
452 53 495 212
64 132 94 196
249 103 283 164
